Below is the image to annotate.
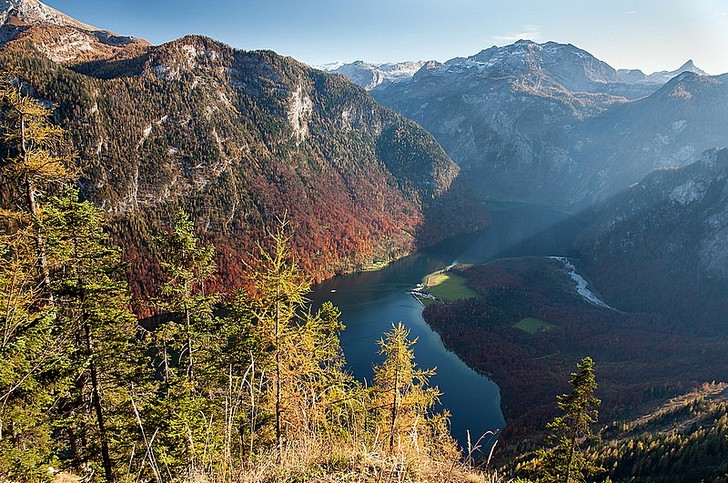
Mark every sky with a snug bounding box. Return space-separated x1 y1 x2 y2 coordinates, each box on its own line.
45 0 728 74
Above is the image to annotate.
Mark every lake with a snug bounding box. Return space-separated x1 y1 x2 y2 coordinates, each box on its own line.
311 203 583 450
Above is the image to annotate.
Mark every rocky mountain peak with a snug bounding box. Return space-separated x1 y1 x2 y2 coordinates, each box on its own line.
676 59 708 75
325 59 427 90
0 0 95 30
624 59 709 85
0 0 148 65
437 40 621 93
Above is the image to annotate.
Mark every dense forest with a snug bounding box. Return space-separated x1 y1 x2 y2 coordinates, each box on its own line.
421 258 728 480
0 30 489 313
0 86 486 481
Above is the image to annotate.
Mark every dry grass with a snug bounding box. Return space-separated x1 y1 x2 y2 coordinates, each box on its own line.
189 435 499 482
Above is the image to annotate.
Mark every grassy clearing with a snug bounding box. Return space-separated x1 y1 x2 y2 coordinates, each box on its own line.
514 317 555 334
423 271 479 302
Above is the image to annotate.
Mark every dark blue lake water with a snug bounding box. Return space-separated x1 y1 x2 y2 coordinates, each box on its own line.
311 204 582 450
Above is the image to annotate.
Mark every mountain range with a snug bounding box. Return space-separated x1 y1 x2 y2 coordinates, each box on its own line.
0 0 488 305
361 40 727 207
616 59 708 85
329 50 706 93
0 0 148 63
318 60 426 90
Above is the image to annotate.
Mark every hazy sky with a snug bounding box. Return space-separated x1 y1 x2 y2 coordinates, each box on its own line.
45 0 728 74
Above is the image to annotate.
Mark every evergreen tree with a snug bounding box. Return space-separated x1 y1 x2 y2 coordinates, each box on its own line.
154 209 218 385
0 82 147 481
0 229 57 481
0 81 73 292
241 221 315 455
239 221 351 455
0 82 73 481
151 209 222 475
536 356 601 483
45 188 145 481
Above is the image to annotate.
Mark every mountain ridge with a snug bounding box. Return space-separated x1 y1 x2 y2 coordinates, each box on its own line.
318 59 426 91
331 40 709 95
370 40 728 207
0 5 489 307
0 0 149 65
0 0 96 31
576 147 728 330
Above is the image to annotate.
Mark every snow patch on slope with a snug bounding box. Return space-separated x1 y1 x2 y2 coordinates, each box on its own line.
670 179 706 205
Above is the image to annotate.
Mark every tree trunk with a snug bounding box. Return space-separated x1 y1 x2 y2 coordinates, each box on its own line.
20 115 51 294
389 351 401 453
75 236 113 481
185 303 194 383
564 432 577 483
275 290 282 459
84 312 113 481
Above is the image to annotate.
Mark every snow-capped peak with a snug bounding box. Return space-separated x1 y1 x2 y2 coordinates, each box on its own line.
639 60 708 85
674 59 706 75
316 61 346 72
321 60 427 90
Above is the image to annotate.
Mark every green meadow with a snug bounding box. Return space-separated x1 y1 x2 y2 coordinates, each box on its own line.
423 270 479 302
514 317 555 334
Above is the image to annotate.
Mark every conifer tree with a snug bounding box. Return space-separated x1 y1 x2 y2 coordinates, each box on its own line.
239 221 351 455
536 356 601 483
0 82 73 292
0 230 57 481
372 322 441 454
45 188 144 481
241 221 313 455
154 209 218 385
0 82 146 481
151 209 222 474
0 82 74 480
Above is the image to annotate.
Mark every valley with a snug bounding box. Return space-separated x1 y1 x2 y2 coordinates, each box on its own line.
2 0 728 481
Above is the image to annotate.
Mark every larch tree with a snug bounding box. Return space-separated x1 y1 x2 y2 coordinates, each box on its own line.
0 82 74 480
0 82 73 292
372 322 442 454
0 81 147 481
240 220 312 456
238 220 352 456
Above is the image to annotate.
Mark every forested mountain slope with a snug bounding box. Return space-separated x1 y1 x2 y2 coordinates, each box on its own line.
0 3 488 304
576 147 728 332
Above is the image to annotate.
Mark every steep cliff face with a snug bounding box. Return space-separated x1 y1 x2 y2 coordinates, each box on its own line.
0 8 488 304
576 148 728 330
